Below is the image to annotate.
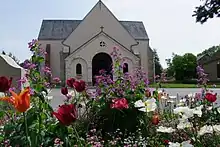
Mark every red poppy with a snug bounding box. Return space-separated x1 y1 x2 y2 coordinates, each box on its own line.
0 76 12 92
73 80 86 92
152 114 160 125
61 87 68 95
52 104 77 126
66 78 75 88
205 93 217 103
110 98 129 110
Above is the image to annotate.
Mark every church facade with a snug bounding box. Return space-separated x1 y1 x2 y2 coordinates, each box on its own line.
38 0 154 85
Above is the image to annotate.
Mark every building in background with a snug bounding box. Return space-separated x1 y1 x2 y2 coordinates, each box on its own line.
38 0 154 85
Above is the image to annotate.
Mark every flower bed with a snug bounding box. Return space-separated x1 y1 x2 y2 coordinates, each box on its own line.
0 40 219 146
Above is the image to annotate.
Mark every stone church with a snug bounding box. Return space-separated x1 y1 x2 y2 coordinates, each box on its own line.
38 0 154 85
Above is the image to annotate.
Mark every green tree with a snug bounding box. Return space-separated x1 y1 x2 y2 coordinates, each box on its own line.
166 53 197 81
172 54 185 81
182 53 197 79
197 45 220 57
193 0 220 23
153 49 163 76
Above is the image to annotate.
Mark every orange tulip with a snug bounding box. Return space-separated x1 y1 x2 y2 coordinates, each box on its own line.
0 88 30 112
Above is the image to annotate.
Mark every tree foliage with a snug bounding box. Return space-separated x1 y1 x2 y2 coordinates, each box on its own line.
153 49 163 76
166 53 197 81
193 0 220 23
197 45 220 57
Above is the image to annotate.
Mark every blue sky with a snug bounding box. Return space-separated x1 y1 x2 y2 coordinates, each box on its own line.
1 0 220 67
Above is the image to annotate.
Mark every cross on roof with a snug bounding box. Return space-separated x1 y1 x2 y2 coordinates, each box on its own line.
100 26 104 31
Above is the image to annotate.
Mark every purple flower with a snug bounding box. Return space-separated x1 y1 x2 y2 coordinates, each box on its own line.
53 77 61 83
28 39 38 49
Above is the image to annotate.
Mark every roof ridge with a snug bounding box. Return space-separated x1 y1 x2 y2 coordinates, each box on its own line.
42 19 143 23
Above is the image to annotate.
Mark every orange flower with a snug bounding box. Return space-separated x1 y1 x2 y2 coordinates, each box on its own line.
0 88 30 112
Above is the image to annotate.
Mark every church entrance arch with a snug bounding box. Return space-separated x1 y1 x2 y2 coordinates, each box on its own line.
92 52 113 85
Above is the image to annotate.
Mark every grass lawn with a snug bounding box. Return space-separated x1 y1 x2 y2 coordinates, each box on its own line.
149 83 220 88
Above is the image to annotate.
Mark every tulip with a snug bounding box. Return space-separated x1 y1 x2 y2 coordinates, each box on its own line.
66 78 75 88
61 87 68 95
205 93 217 103
152 113 159 125
0 87 30 112
110 98 129 110
52 104 77 126
0 76 12 92
73 80 86 92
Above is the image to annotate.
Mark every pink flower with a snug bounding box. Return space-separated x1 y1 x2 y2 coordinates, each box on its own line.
110 98 129 110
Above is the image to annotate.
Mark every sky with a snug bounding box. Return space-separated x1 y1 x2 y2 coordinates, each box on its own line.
0 0 220 68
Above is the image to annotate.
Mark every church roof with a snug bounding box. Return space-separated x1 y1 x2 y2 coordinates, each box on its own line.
38 20 149 40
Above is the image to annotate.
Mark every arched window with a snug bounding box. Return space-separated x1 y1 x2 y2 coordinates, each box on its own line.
123 63 128 73
76 63 82 75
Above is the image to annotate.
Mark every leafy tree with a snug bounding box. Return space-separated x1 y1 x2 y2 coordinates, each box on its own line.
193 0 220 23
166 53 197 81
182 53 197 79
172 54 185 81
165 53 176 77
153 49 163 76
197 45 220 57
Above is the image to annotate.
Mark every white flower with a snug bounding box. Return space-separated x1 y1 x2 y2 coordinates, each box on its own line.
192 105 203 117
181 141 194 147
198 125 213 136
173 106 194 119
161 96 167 99
169 142 180 147
174 105 203 120
177 120 192 129
213 125 220 134
217 107 220 114
157 126 175 133
188 93 195 98
169 96 177 99
0 92 5 97
42 89 53 100
134 98 157 112
169 141 193 147
179 98 186 103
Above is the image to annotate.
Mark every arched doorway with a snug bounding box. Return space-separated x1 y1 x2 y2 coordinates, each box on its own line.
92 53 113 85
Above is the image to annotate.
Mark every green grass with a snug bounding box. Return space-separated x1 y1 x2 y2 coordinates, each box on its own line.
149 83 220 88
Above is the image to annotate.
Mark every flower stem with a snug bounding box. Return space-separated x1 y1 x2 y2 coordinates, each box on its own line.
23 112 31 146
73 126 83 146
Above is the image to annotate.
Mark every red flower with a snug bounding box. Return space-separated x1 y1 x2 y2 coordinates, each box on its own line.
52 104 77 126
152 114 160 125
66 78 75 88
61 87 68 95
163 140 169 145
0 77 12 92
73 80 86 92
205 93 217 103
110 98 129 110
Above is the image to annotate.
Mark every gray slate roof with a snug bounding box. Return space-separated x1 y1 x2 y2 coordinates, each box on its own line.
38 20 149 40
